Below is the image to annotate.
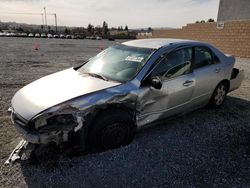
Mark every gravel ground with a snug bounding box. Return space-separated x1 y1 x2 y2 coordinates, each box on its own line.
0 37 249 188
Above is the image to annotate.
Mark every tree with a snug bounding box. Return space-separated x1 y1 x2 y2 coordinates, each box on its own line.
200 20 205 23
148 27 152 31
64 28 71 35
87 24 94 35
120 26 123 31
207 18 215 22
95 25 102 35
125 25 128 31
102 21 109 38
16 27 24 32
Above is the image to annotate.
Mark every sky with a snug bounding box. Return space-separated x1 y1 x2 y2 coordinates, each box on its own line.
0 0 220 28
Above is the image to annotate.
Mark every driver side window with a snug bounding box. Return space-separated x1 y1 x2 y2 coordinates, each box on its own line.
151 48 192 80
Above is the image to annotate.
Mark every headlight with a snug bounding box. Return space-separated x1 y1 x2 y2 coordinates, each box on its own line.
47 114 75 125
34 114 77 131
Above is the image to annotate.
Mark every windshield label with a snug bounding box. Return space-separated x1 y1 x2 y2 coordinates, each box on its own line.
125 56 144 62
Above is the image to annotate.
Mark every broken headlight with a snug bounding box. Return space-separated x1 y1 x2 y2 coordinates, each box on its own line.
47 114 75 126
34 114 76 130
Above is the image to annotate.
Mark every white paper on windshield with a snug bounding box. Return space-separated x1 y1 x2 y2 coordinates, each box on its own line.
125 56 144 62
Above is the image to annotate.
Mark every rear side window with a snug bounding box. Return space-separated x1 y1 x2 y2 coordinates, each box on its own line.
194 47 219 69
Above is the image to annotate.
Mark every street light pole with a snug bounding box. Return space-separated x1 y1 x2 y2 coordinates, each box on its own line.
54 14 58 34
43 7 47 30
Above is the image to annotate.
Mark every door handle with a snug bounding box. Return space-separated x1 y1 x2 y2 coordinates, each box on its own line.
214 68 221 73
183 80 194 87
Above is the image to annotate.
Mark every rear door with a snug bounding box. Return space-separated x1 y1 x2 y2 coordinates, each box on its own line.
190 46 223 108
137 47 195 126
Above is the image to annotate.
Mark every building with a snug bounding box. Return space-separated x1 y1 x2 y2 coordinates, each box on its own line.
217 0 250 22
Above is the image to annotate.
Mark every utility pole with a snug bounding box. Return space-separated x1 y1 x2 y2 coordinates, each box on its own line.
41 13 44 25
41 13 44 31
43 7 47 30
54 14 58 34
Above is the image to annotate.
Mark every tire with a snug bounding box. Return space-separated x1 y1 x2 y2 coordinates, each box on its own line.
88 110 135 150
209 82 228 108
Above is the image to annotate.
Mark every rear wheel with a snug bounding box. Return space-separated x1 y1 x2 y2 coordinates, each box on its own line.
88 110 135 150
209 82 228 107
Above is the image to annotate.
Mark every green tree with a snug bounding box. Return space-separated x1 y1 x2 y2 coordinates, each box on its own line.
64 28 71 35
87 24 94 35
125 25 128 31
207 18 215 22
102 21 109 38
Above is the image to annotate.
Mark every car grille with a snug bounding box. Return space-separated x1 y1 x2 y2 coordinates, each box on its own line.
11 110 28 127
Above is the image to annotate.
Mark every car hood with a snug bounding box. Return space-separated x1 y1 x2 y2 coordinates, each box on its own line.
11 68 120 120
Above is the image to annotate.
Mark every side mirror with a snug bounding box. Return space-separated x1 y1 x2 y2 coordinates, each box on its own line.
150 77 162 89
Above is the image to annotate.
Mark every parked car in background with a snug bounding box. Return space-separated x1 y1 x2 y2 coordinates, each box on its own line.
53 34 59 39
28 33 34 38
41 33 47 38
66 35 72 39
60 34 66 39
108 37 115 41
96 36 102 40
35 33 40 38
47 34 53 38
21 33 28 37
0 32 5 37
9 39 244 151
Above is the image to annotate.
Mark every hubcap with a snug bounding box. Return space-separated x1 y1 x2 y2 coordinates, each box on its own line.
214 85 226 105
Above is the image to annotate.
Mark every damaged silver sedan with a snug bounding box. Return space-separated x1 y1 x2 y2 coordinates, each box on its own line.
9 38 244 150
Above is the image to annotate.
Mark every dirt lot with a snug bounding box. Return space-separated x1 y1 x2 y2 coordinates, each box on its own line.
0 37 249 187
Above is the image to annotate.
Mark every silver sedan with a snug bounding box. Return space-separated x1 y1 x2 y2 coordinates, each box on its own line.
9 39 244 150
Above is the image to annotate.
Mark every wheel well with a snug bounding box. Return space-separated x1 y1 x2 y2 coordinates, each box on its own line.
87 105 136 129
219 79 230 92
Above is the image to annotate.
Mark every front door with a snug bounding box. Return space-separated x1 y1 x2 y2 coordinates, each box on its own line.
137 47 195 127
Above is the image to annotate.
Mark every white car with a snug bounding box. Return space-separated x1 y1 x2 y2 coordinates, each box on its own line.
41 33 47 38
47 34 53 38
35 33 40 38
28 33 34 38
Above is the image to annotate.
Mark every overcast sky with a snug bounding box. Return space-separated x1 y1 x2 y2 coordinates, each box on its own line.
0 0 220 28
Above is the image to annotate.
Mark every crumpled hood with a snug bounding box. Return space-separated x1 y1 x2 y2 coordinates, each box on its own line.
12 68 120 120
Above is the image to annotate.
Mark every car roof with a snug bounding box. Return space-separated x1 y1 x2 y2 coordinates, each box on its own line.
123 38 200 49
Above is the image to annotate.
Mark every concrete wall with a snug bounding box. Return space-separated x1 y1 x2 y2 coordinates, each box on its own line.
217 0 250 22
138 21 250 58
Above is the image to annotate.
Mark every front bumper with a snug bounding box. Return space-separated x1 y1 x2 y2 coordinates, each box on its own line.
9 108 82 145
13 122 40 144
9 108 40 143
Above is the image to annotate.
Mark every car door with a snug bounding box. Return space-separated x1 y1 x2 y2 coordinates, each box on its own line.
137 47 195 127
190 46 223 109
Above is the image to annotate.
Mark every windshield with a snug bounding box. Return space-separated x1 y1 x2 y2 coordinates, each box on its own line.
77 44 154 82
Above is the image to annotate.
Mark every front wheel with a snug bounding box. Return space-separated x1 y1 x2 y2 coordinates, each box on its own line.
88 110 135 150
209 82 228 107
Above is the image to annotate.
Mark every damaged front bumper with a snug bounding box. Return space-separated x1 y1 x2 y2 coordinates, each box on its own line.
13 121 40 143
9 107 84 145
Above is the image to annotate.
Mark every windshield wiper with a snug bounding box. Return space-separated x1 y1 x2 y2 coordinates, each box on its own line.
85 72 109 81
